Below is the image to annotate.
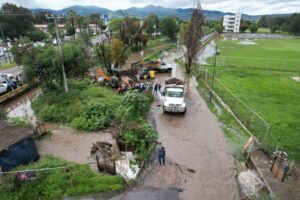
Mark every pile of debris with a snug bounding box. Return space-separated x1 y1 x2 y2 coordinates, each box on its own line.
91 141 118 174
237 170 265 199
165 78 185 85
270 151 291 182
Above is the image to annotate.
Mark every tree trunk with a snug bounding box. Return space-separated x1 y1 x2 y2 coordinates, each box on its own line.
185 56 192 74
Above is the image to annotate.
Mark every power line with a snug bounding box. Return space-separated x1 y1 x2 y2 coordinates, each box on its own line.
0 13 33 16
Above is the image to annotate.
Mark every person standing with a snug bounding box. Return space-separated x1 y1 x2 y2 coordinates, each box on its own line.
157 82 161 92
153 83 158 96
156 142 166 166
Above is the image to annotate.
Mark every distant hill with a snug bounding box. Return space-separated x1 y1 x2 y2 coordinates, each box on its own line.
31 5 291 21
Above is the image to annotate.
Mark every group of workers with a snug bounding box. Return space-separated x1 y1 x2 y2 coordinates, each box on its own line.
117 81 162 95
3 74 22 91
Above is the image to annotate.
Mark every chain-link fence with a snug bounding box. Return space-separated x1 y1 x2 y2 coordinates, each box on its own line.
206 56 300 73
198 68 273 152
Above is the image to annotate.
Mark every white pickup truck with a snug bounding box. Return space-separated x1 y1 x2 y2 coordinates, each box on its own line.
161 80 186 114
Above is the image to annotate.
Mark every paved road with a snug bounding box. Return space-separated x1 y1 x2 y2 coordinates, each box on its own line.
102 52 240 200
0 52 14 65
0 65 22 76
91 34 107 45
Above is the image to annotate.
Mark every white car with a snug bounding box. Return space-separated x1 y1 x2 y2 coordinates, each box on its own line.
157 63 173 73
33 42 46 47
0 83 8 94
0 73 14 83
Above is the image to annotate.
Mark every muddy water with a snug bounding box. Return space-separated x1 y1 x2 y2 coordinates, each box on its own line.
3 88 116 172
4 87 39 124
139 52 240 200
198 42 216 65
124 52 144 69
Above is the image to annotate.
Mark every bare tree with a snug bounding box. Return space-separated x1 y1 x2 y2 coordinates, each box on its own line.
184 2 204 74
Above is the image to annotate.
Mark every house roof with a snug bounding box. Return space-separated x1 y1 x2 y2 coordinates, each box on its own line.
0 121 33 152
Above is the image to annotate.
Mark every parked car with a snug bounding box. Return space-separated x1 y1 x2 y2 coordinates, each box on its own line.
0 50 4 57
156 63 173 73
0 73 14 83
0 83 8 94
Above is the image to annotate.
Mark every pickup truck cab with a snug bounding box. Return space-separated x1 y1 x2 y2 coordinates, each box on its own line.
157 63 173 73
161 84 186 114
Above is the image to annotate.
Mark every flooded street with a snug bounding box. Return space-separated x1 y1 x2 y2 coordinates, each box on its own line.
198 42 216 65
2 48 240 199
105 51 240 200
4 87 39 124
3 88 114 172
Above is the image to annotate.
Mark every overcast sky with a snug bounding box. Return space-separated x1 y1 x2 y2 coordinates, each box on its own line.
1 0 300 15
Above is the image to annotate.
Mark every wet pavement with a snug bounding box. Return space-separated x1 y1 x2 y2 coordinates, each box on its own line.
0 65 22 76
4 87 39 123
103 51 240 200
2 50 240 200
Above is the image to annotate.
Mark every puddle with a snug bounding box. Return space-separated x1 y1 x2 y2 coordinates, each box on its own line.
198 42 216 65
212 100 223 116
4 87 39 125
292 76 300 83
238 40 257 45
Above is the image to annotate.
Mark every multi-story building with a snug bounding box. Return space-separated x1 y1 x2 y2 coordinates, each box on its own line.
223 11 241 33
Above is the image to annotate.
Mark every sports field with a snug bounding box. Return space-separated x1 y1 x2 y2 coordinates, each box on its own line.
209 38 300 160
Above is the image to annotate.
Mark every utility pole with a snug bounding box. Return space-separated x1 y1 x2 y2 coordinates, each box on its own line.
52 15 68 92
0 23 12 63
209 44 218 103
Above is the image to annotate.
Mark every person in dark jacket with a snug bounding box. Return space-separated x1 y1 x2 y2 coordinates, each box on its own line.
156 142 166 166
153 83 158 96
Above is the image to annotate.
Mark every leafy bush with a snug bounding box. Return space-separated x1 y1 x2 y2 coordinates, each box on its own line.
32 79 121 131
8 117 33 128
0 156 126 200
120 90 152 120
121 119 157 161
71 103 113 131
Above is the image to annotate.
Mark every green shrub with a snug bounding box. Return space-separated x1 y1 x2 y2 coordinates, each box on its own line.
32 79 121 131
121 90 152 120
0 156 126 200
71 103 113 131
8 117 33 128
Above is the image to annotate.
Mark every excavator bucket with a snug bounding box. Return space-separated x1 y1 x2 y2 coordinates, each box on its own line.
96 67 111 81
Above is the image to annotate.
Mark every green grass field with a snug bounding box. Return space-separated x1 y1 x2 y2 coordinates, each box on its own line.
213 39 300 71
207 39 300 160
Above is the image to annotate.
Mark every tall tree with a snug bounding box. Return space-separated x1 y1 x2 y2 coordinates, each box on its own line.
146 13 159 38
23 42 89 92
33 11 50 24
0 3 34 39
288 13 300 35
111 38 126 68
89 13 105 31
67 10 77 38
11 37 33 65
249 23 258 33
159 16 179 41
240 21 248 33
184 2 204 74
94 41 113 74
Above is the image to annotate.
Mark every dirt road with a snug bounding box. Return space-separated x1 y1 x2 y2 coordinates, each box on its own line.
106 52 240 200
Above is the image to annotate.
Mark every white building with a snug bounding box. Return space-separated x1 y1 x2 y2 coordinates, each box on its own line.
223 11 241 33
